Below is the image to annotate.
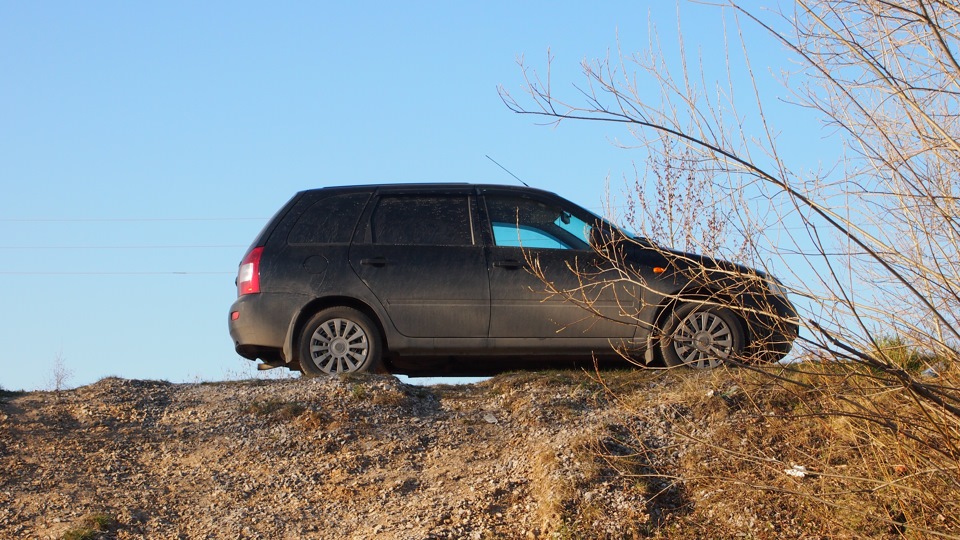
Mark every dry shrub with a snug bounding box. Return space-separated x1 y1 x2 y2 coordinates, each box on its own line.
500 1 960 536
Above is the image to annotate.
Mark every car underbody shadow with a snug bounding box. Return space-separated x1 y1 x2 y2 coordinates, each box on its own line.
387 353 661 378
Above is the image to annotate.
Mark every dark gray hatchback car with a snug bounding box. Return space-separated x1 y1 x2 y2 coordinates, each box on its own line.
228 183 798 376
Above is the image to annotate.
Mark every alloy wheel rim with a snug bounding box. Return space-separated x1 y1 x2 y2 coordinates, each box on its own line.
309 318 369 373
672 311 733 369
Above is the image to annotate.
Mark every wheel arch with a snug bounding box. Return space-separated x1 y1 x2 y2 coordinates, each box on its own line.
283 296 390 368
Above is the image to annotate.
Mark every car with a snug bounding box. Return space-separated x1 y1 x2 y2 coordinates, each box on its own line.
228 183 798 376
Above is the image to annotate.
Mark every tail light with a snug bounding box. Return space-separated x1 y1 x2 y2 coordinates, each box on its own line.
237 246 263 296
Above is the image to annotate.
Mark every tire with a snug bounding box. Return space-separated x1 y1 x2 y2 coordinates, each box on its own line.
298 307 382 376
660 302 744 369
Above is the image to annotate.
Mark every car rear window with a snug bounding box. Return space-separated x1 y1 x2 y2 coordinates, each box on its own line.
288 192 371 245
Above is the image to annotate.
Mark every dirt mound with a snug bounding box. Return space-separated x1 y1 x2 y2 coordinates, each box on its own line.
0 369 897 539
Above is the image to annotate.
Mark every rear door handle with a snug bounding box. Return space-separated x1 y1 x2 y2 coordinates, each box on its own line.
360 257 388 267
493 259 526 270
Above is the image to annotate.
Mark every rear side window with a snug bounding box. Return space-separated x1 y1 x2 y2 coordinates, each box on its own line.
288 192 370 245
371 195 473 246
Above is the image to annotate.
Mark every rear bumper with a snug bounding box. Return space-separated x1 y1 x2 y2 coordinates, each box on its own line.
228 293 305 363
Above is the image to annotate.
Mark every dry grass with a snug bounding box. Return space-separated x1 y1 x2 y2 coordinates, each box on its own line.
586 362 960 538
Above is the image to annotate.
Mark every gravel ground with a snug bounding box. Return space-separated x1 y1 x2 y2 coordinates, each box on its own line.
1 370 847 539
1 372 678 539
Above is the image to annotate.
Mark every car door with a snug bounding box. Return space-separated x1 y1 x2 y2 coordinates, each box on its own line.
482 191 638 343
349 192 491 338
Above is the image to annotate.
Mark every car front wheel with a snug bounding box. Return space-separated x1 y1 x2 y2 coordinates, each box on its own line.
299 307 382 376
660 302 744 369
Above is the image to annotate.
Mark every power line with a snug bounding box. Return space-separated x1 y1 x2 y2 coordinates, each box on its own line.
0 245 246 250
0 217 267 223
0 271 233 275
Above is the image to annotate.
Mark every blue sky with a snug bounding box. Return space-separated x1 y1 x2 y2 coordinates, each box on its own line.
1 2 819 390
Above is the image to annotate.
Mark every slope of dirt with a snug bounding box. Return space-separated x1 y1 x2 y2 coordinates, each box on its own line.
0 370 883 539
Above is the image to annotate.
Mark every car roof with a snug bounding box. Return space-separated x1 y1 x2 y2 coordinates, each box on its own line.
296 183 560 197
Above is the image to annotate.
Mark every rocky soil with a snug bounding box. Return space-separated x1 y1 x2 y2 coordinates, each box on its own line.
0 369 881 539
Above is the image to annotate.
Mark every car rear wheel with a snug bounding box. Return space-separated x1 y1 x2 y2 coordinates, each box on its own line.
660 302 744 369
299 307 382 376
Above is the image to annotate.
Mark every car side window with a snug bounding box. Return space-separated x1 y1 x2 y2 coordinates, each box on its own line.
371 195 474 246
485 195 592 250
288 192 371 245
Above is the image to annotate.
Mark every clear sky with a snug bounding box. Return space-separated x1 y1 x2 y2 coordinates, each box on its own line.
1 2 819 391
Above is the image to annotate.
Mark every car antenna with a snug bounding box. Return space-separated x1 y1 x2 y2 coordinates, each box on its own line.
485 155 529 187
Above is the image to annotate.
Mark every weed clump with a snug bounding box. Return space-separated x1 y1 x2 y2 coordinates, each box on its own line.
247 399 307 421
61 512 115 540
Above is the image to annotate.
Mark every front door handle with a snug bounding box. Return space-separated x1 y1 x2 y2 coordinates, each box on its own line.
493 259 526 270
360 257 388 267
